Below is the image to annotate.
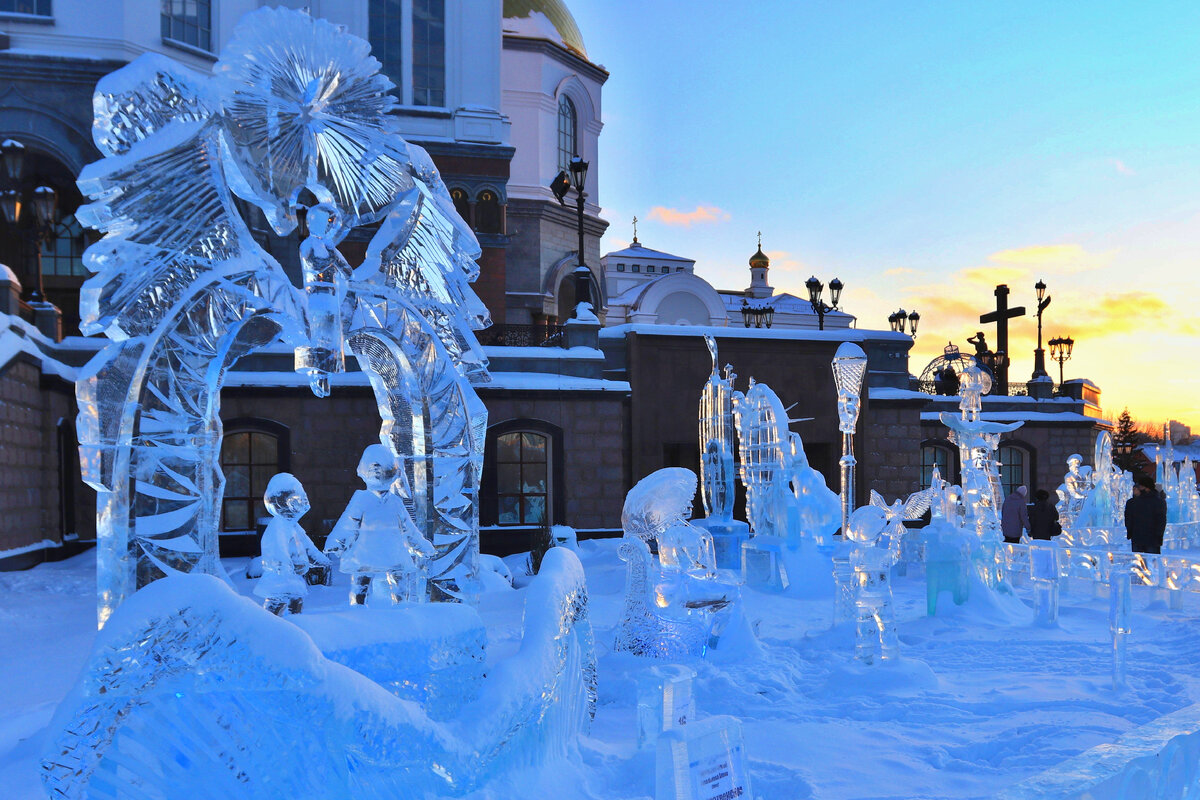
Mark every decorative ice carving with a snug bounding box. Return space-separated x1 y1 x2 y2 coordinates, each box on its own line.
699 335 737 523
325 444 437 605
254 473 328 615
831 342 868 537
1076 431 1134 530
1055 453 1093 531
614 469 734 659
75 8 490 623
845 505 898 663
938 362 1022 588
42 546 597 799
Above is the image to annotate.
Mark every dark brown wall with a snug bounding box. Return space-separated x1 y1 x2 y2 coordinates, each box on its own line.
861 397 925 501
625 333 854 500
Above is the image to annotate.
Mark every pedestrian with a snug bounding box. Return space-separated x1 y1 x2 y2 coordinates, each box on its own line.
1028 488 1060 539
1125 476 1167 554
1001 485 1030 543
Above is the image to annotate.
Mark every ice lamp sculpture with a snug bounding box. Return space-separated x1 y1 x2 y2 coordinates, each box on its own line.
74 7 490 624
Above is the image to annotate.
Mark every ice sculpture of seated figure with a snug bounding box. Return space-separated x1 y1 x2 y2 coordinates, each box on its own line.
614 468 734 659
845 505 898 663
255 473 329 616
325 444 437 606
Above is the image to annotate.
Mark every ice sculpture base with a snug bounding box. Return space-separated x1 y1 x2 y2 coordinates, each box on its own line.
1059 526 1128 549
1165 521 1200 550
692 518 750 570
637 664 696 749
742 535 789 592
655 715 752 800
292 603 485 721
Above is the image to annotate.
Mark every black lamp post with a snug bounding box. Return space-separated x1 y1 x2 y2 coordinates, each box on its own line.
740 299 774 328
550 155 592 315
805 275 843 331
887 308 920 337
1048 335 1074 386
0 138 58 302
1032 279 1052 378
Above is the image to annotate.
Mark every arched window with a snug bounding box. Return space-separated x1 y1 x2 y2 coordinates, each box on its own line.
495 431 549 526
475 190 502 234
450 188 471 226
999 444 1030 498
29 214 87 277
921 442 954 488
221 429 282 531
557 95 577 173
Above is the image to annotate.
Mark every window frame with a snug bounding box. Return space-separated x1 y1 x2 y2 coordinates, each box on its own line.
919 439 958 488
369 0 448 109
557 94 577 173
219 418 291 533
160 0 213 54
998 441 1033 499
481 419 564 529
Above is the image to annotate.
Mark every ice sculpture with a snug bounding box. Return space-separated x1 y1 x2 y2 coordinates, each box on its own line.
75 8 491 623
925 519 971 615
695 336 751 567
254 473 328 615
614 469 735 659
1110 551 1133 689
845 505 898 663
326 444 437 605
42 547 598 799
1055 454 1092 531
1029 544 1059 627
938 361 1023 588
832 342 868 536
1075 431 1134 532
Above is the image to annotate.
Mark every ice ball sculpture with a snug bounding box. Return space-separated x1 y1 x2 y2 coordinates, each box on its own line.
75 7 491 624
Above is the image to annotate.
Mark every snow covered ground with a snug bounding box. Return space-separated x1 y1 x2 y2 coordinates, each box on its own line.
4 541 1200 799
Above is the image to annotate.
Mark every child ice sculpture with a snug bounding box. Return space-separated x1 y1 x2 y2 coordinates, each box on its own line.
254 473 329 616
325 444 437 605
846 505 898 663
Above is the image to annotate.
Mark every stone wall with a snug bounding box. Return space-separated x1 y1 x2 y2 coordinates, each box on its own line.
860 396 925 501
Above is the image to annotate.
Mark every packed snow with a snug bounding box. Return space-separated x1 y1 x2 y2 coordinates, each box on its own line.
5 541 1200 799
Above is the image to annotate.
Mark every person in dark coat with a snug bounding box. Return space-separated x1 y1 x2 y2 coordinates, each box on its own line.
1028 488 1060 539
1125 476 1167 554
1001 485 1030 543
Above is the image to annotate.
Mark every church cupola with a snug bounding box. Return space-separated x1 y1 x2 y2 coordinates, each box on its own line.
746 231 774 299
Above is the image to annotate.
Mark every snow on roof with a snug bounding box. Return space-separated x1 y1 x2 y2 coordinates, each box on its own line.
0 263 20 288
484 372 630 392
602 242 694 263
921 410 1103 424
600 323 910 343
0 312 75 381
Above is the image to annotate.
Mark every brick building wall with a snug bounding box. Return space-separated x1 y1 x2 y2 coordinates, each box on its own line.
860 396 925 501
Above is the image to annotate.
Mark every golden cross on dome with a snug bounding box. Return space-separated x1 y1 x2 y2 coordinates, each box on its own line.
632 215 638 243
757 230 762 248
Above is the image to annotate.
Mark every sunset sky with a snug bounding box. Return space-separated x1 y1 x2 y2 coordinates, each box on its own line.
569 0 1200 426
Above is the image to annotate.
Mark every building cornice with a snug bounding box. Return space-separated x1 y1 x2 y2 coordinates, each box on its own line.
502 35 609 84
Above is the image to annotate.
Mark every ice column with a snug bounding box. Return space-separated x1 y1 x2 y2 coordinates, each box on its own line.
1109 551 1133 689
831 343 867 623
1029 544 1059 627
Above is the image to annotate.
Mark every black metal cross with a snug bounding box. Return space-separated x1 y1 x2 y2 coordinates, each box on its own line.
979 284 1025 393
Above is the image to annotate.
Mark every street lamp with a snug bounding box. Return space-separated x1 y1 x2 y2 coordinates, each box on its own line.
550 155 593 316
805 275 843 331
0 139 58 302
740 299 774 328
888 308 920 337
1032 279 1052 378
1048 335 1074 386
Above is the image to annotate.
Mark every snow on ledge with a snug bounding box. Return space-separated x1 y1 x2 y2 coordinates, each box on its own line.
484 345 604 360
920 411 1103 424
483 371 630 393
600 323 910 343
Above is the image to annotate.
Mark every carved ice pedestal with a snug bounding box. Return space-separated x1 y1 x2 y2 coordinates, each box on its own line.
293 603 485 721
637 664 697 749
1029 545 1059 627
741 535 789 591
693 518 750 571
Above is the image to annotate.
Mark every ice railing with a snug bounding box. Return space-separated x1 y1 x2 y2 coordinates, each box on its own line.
992 541 1200 598
996 701 1200 800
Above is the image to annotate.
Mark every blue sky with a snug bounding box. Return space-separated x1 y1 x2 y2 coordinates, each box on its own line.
568 0 1200 424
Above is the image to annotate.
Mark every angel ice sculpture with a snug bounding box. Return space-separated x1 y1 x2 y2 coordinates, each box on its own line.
74 8 491 624
325 444 437 606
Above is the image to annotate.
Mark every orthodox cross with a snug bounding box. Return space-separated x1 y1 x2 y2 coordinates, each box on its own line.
757 230 762 249
978 284 1025 393
632 215 638 244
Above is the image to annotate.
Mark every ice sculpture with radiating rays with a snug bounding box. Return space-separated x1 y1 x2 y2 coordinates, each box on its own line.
74 7 490 624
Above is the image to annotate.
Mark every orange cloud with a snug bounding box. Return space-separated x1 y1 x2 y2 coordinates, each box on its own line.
763 249 813 275
646 205 731 227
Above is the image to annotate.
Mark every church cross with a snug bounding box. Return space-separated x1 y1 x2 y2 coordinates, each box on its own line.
979 284 1026 393
757 230 762 248
632 215 638 243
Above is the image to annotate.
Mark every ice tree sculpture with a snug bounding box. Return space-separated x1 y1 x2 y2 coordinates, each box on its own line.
699 334 737 523
845 505 898 663
733 378 791 539
75 8 490 623
614 468 734 659
325 444 437 605
254 473 328 615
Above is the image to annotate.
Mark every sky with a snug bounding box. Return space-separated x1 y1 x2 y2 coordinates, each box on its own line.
566 0 1200 427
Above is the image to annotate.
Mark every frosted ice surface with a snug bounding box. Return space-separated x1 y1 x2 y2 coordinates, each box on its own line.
76 7 490 622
